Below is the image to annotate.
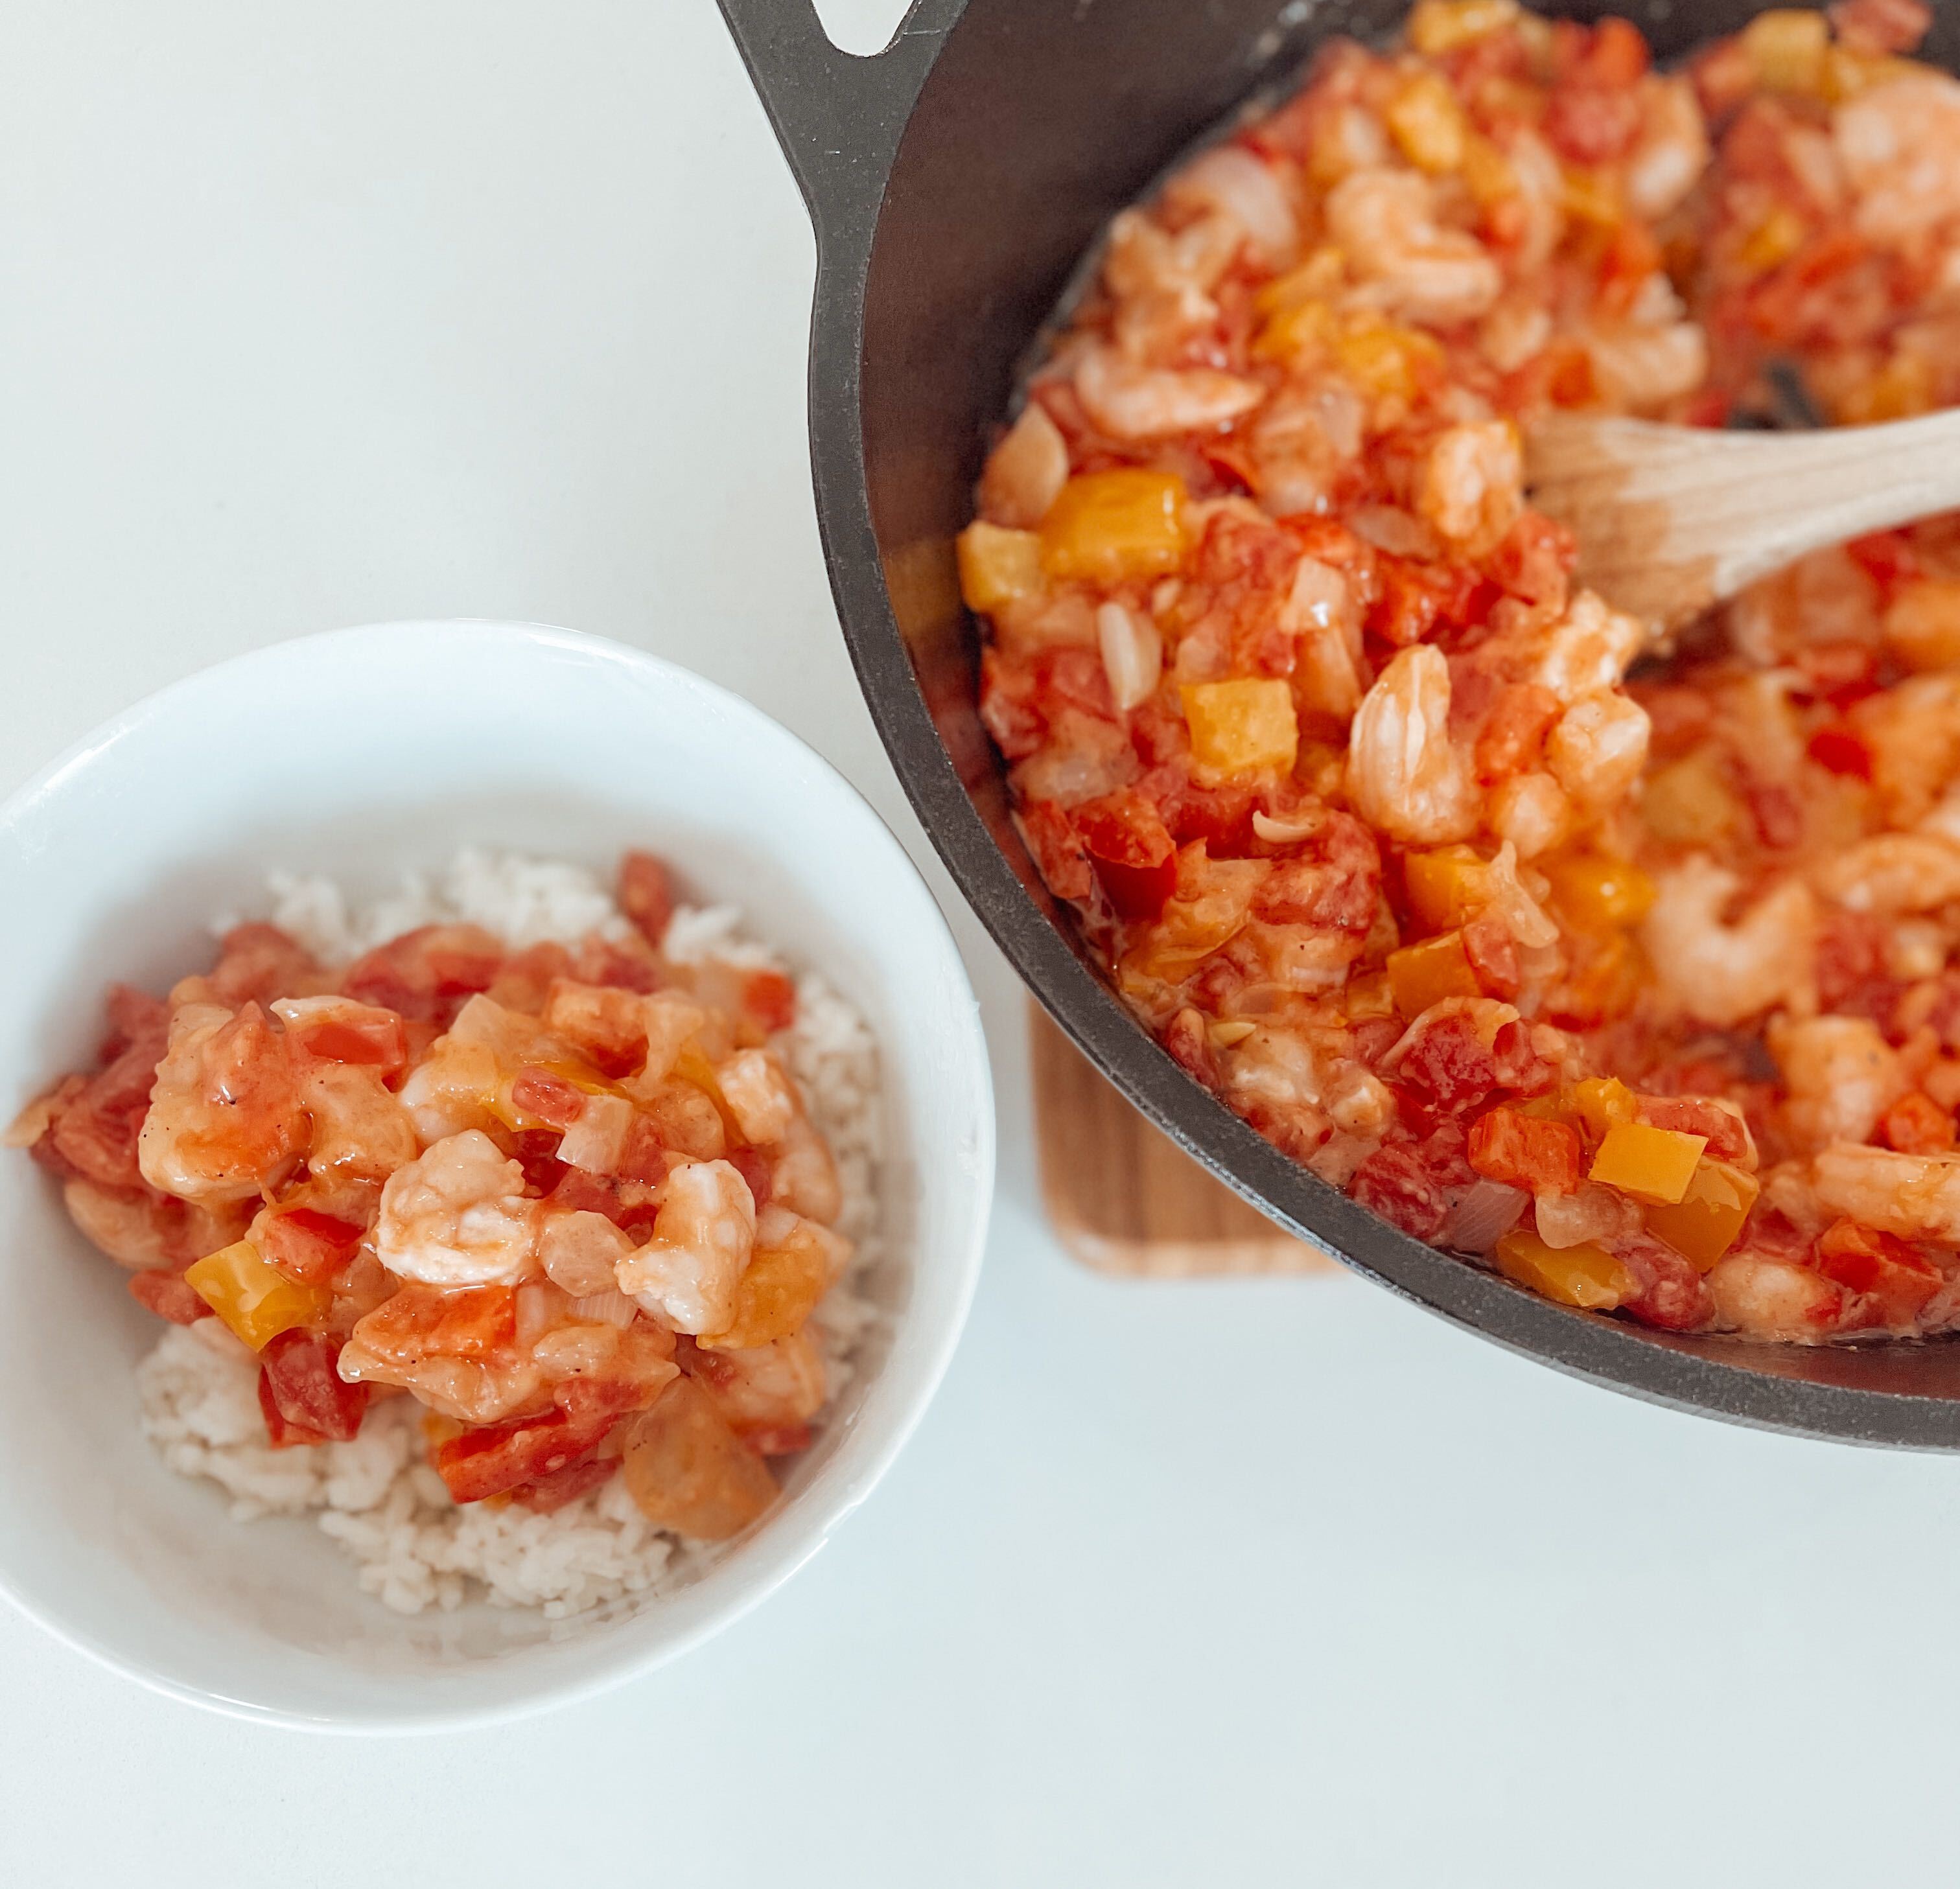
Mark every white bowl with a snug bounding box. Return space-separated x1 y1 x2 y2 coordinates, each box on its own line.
0 620 994 1731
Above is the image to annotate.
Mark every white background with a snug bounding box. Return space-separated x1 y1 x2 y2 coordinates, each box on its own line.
5 2 1959 1883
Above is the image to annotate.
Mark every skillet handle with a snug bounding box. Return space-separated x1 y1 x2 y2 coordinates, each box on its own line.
715 0 959 246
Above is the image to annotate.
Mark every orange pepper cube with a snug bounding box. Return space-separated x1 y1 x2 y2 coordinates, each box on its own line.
1406 0 1519 55
1386 930 1482 1017
1493 1227 1635 1310
956 520 1045 613
1540 852 1655 931
1743 8 1828 93
1180 678 1299 779
1569 1076 1638 1139
1643 1158 1761 1270
185 1240 332 1351
1589 1120 1708 1204
1403 845 1487 931
1386 71 1467 173
1039 469 1188 585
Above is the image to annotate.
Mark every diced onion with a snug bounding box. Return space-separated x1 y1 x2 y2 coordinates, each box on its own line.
568 1289 639 1329
515 1279 569 1345
1097 601 1163 713
1437 1179 1527 1254
1252 809 1324 844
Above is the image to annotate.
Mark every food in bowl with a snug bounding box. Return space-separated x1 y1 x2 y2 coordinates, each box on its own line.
961 0 1960 1341
5 848 882 1616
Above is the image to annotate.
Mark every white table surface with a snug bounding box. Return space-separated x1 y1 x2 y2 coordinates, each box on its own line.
5 3 1959 1883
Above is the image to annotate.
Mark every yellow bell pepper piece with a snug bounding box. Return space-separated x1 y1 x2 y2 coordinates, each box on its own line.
1342 970 1397 1023
1386 71 1468 174
1333 316 1441 402
1181 678 1299 779
1460 133 1517 209
956 520 1045 613
1743 9 1829 93
1253 248 1345 318
1737 205 1806 275
697 1240 829 1352
1254 295 1336 362
1559 166 1621 227
1386 930 1482 1017
1885 579 1960 672
1406 0 1518 55
1839 350 1937 426
1589 1121 1708 1205
1403 845 1489 931
1540 851 1656 931
1494 1227 1635 1310
1569 1076 1637 1139
1039 470 1188 585
185 1240 332 1351
1643 1159 1761 1271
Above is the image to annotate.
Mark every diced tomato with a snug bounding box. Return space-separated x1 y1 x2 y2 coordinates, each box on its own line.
571 935 662 995
1544 85 1641 163
510 1457 617 1512
1462 913 1521 1000
740 970 797 1034
618 850 676 947
740 1422 813 1458
1881 1091 1957 1155
128 1269 212 1325
1616 1231 1716 1332
509 1066 587 1130
436 1407 613 1504
342 924 505 1025
1396 1012 1500 1108
1349 1146 1451 1242
503 1128 569 1196
1806 724 1873 780
1845 529 1920 597
1636 1095 1753 1166
205 924 320 1008
1473 682 1561 783
1075 788 1178 921
286 1003 408 1075
1018 798 1095 902
548 1167 663 1240
101 984 169 1060
1468 1107 1581 1196
256 1206 366 1282
1596 220 1663 319
1814 1220 1944 1325
49 1020 169 1192
726 1143 774 1210
258 1330 368 1445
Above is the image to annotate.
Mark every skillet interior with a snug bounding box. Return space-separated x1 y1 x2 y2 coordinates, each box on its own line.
789 0 1960 1443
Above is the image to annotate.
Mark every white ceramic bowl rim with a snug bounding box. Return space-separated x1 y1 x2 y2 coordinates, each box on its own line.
0 620 995 1732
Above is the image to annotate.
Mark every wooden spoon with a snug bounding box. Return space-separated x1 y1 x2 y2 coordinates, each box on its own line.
1524 406 1960 636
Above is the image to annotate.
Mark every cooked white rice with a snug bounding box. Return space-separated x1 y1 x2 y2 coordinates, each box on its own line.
138 848 885 1619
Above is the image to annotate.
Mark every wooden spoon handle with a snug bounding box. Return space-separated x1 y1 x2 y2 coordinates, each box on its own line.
1528 407 1960 628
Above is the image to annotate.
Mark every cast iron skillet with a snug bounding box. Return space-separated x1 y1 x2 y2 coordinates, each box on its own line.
715 0 1960 1446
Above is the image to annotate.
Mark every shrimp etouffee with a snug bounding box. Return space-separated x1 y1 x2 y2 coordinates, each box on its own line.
963 0 1960 1339
5 852 847 1533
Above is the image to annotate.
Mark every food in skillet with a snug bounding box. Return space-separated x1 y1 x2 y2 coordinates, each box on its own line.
5 850 882 1614
961 0 1960 1340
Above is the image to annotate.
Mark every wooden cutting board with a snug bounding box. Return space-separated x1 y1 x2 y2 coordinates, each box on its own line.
1029 1004 1336 1278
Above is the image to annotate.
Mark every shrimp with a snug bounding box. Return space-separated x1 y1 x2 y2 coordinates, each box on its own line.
373 1129 540 1287
1811 1142 1960 1242
1323 168 1500 325
1528 592 1645 704
1623 76 1710 221
1850 672 1960 826
716 1050 799 1145
1836 73 1960 243
1639 858 1817 1029
1545 692 1651 809
1416 421 1522 550
620 1374 776 1540
62 1177 171 1268
1281 556 1362 717
616 1157 757 1333
1812 833 1960 914
137 1002 308 1204
1346 645 1479 846
1163 145 1300 262
1074 345 1264 441
769 1113 843 1225
338 1281 545 1426
300 1064 419 1182
1768 1015 1906 1152
1705 1249 1846 1339
1583 312 1709 411
1486 771 1571 861
978 401 1069 529
692 1328 827 1439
